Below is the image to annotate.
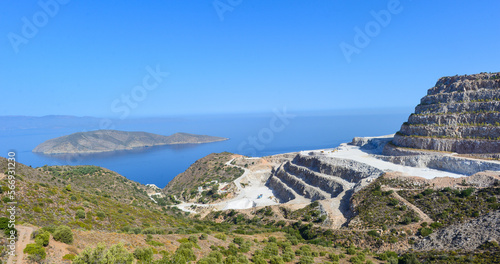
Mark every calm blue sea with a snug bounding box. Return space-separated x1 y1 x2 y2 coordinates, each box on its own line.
0 111 409 188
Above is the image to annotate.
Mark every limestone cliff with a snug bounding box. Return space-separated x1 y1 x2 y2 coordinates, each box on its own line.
393 72 500 154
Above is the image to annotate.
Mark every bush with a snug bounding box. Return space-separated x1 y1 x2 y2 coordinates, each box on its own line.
188 235 198 243
429 222 443 229
367 230 379 237
73 243 133 264
75 209 86 219
298 256 314 264
419 227 433 237
346 247 357 255
133 247 153 263
269 256 285 264
233 236 244 245
24 243 46 260
35 231 50 247
329 253 340 261
460 188 475 198
252 255 267 264
172 243 196 263
214 233 226 241
53 225 73 244
399 253 421 264
96 211 106 218
62 254 76 260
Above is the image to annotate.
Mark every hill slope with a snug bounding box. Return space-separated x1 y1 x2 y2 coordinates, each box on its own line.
32 130 228 154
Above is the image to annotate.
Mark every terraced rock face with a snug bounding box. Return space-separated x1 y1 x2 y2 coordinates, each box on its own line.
267 153 383 203
393 72 500 154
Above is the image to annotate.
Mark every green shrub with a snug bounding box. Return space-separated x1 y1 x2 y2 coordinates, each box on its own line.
53 225 73 244
75 209 86 219
62 254 76 260
346 247 357 255
214 233 226 241
367 230 379 237
233 236 244 245
252 255 267 264
429 222 443 229
73 243 133 264
188 235 198 243
35 231 50 247
419 227 433 237
460 188 475 198
269 256 285 264
133 247 153 263
329 253 340 261
172 243 196 263
96 211 106 218
399 253 421 264
298 255 314 264
24 243 46 260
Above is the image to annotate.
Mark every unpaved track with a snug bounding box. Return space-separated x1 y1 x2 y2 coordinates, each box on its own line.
382 186 433 224
7 225 34 264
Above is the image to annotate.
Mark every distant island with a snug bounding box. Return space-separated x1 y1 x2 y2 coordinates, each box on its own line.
32 130 228 154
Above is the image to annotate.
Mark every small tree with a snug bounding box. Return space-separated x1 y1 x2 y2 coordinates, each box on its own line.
53 225 73 244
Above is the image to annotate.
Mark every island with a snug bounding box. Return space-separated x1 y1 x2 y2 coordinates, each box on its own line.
32 130 228 154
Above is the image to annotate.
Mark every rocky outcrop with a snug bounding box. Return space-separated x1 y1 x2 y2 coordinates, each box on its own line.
33 130 228 154
392 72 500 154
414 210 500 251
266 153 382 203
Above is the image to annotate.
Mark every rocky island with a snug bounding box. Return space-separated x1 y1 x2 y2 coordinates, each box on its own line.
32 130 228 154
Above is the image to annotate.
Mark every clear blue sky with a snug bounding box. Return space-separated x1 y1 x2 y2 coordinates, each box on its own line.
1 0 499 117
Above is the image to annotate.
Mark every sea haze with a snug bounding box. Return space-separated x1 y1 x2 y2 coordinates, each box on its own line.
0 110 410 188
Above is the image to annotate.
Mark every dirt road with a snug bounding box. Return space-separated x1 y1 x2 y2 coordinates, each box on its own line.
7 225 34 264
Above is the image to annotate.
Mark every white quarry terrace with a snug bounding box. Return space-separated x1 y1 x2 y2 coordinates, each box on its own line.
307 143 466 179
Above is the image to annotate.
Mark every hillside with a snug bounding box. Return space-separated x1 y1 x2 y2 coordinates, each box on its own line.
163 152 245 203
32 130 228 154
392 72 500 158
0 157 184 232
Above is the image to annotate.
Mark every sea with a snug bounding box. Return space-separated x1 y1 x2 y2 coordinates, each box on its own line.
0 109 411 188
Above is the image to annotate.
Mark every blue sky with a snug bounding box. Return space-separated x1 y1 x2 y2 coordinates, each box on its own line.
1 0 499 117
